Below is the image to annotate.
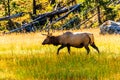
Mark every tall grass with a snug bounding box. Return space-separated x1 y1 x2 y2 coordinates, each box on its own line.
0 28 120 80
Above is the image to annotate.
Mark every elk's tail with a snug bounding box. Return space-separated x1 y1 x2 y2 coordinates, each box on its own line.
88 33 94 45
88 33 100 53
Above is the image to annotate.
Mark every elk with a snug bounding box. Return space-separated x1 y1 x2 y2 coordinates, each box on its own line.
42 32 99 55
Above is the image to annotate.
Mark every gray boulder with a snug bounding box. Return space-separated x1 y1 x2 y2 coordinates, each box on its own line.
100 20 120 34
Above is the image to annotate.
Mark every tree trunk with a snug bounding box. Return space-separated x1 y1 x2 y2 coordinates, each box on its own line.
96 0 102 25
8 0 10 16
7 0 12 30
33 0 36 14
97 5 102 25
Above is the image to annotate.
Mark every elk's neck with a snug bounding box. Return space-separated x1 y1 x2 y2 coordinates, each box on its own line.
51 36 60 46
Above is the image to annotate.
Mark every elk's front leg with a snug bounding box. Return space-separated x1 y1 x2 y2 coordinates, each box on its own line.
67 45 71 54
57 45 66 55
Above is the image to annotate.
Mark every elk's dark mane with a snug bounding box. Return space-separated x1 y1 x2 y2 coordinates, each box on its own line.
50 36 60 46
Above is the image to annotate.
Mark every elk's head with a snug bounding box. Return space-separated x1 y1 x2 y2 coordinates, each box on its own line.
42 33 53 45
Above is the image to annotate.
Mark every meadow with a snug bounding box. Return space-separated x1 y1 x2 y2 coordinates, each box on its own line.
0 28 120 80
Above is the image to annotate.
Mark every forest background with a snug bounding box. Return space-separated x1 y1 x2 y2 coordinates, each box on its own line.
0 0 120 31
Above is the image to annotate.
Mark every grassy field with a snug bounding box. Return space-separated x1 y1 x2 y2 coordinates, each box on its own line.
0 28 120 80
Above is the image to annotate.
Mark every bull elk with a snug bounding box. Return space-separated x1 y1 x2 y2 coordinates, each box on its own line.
42 32 99 55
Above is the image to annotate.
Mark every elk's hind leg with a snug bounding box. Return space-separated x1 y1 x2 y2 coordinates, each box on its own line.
57 45 66 55
90 42 100 53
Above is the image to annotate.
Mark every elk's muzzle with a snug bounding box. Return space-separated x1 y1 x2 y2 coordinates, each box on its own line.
42 42 45 45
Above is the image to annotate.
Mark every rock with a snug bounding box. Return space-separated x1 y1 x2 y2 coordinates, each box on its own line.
100 20 120 34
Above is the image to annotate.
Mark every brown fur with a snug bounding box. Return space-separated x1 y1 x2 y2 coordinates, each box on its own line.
49 36 60 46
42 32 99 55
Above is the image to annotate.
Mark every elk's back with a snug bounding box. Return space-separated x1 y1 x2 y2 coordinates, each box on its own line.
59 32 91 46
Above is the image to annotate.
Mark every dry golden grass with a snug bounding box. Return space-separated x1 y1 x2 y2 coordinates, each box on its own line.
0 28 120 79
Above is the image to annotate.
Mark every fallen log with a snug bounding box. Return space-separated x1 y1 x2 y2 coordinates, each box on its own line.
0 12 24 21
55 4 80 22
5 4 81 34
46 4 80 34
5 21 40 34
33 4 80 22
